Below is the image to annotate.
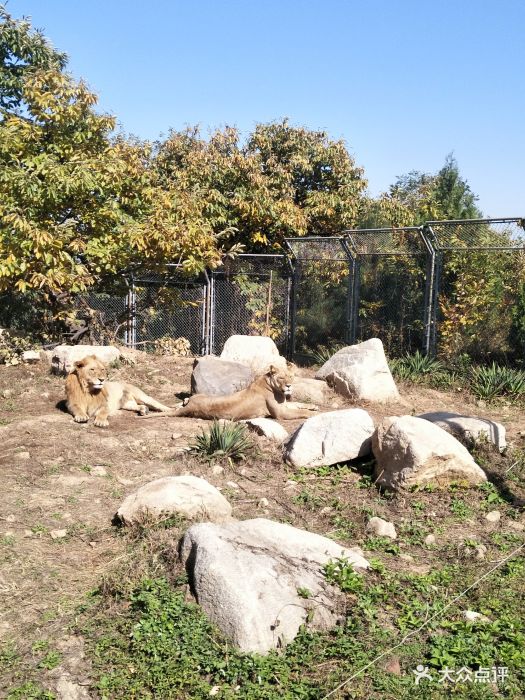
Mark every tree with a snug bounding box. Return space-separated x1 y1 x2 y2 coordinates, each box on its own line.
0 9 221 336
387 154 482 225
0 5 67 114
153 119 368 252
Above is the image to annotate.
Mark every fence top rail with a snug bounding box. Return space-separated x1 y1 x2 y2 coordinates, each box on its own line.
284 237 350 261
343 226 428 256
425 218 525 251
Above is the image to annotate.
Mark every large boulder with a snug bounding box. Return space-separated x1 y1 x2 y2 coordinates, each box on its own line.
242 417 289 443
419 412 506 452
220 335 287 373
316 338 399 402
51 345 120 375
179 518 369 654
373 415 487 490
290 377 331 404
284 408 374 468
116 475 232 525
191 355 254 396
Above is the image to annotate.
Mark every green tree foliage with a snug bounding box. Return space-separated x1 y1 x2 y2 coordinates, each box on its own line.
388 154 482 225
153 119 368 251
0 7 221 328
0 4 67 114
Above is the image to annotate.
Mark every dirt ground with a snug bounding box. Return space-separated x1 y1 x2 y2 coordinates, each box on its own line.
1 352 524 696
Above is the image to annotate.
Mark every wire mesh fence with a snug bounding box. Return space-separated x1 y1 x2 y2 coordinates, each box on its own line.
9 217 520 363
209 255 291 355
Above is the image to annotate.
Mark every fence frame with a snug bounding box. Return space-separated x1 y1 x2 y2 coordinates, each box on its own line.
80 217 524 360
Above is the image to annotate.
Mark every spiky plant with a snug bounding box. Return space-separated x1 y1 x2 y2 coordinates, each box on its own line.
470 363 525 401
189 420 255 461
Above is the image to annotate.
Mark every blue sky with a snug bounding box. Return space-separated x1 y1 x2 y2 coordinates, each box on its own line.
7 0 525 217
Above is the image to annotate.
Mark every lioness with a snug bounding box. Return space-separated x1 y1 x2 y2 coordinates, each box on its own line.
65 354 173 428
172 365 318 421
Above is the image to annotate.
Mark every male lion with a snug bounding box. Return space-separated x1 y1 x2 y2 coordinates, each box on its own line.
172 364 318 421
65 354 173 428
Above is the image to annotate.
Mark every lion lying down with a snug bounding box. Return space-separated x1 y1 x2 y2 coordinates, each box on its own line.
65 354 173 428
143 364 319 421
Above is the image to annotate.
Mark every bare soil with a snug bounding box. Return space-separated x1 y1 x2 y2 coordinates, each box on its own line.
1 353 524 696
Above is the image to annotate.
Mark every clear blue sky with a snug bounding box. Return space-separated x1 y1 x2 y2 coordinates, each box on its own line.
7 0 525 217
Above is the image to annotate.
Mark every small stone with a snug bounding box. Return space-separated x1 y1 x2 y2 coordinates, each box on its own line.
90 466 107 477
226 481 239 490
319 506 334 516
366 516 397 540
6 514 15 523
2 389 13 399
398 553 414 563
24 530 33 537
171 432 183 440
424 534 436 546
209 686 220 696
383 656 401 675
14 451 30 461
258 498 270 508
284 480 298 489
507 521 525 532
475 544 487 560
211 465 224 476
50 529 67 539
463 610 490 623
41 392 50 399
485 510 501 523
22 350 41 363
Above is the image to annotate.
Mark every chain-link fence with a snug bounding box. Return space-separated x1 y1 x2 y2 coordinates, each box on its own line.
208 254 291 355
8 218 521 363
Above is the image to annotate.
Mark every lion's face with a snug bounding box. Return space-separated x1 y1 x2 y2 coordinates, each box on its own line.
265 365 293 398
74 355 108 392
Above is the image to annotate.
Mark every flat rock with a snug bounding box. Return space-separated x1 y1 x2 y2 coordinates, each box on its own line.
419 411 506 452
116 475 232 525
242 417 289 443
290 377 331 404
179 518 369 653
366 517 397 540
220 335 287 373
373 415 487 490
51 345 120 375
316 338 399 402
21 350 41 363
284 408 374 468
191 355 254 395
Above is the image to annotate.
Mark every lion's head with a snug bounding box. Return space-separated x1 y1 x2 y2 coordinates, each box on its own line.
265 364 294 399
73 355 108 393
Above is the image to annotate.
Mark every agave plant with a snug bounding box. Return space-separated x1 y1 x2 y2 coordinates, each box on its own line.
470 363 525 401
390 351 444 383
189 420 255 461
310 342 346 366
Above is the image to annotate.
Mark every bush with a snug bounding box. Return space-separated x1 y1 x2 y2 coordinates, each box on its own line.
189 420 255 461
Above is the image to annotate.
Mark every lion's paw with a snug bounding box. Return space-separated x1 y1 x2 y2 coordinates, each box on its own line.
138 405 149 416
94 418 109 428
74 414 89 423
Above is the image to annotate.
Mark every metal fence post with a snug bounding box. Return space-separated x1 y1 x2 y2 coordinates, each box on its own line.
420 225 436 356
341 238 358 345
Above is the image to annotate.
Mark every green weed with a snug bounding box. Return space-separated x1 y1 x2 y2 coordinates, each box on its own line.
189 420 255 461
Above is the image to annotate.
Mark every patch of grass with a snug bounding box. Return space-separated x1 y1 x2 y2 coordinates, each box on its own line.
189 420 255 462
449 497 474 520
364 536 400 555
390 351 444 383
6 682 55 700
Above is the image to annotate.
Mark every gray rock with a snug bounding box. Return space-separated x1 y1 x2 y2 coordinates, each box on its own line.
290 377 331 404
284 408 374 468
51 345 120 375
22 350 41 363
179 518 369 653
220 335 287 373
117 475 232 525
373 415 487 490
366 517 397 540
242 417 289 443
419 411 506 452
191 355 254 396
485 510 501 523
316 338 399 402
